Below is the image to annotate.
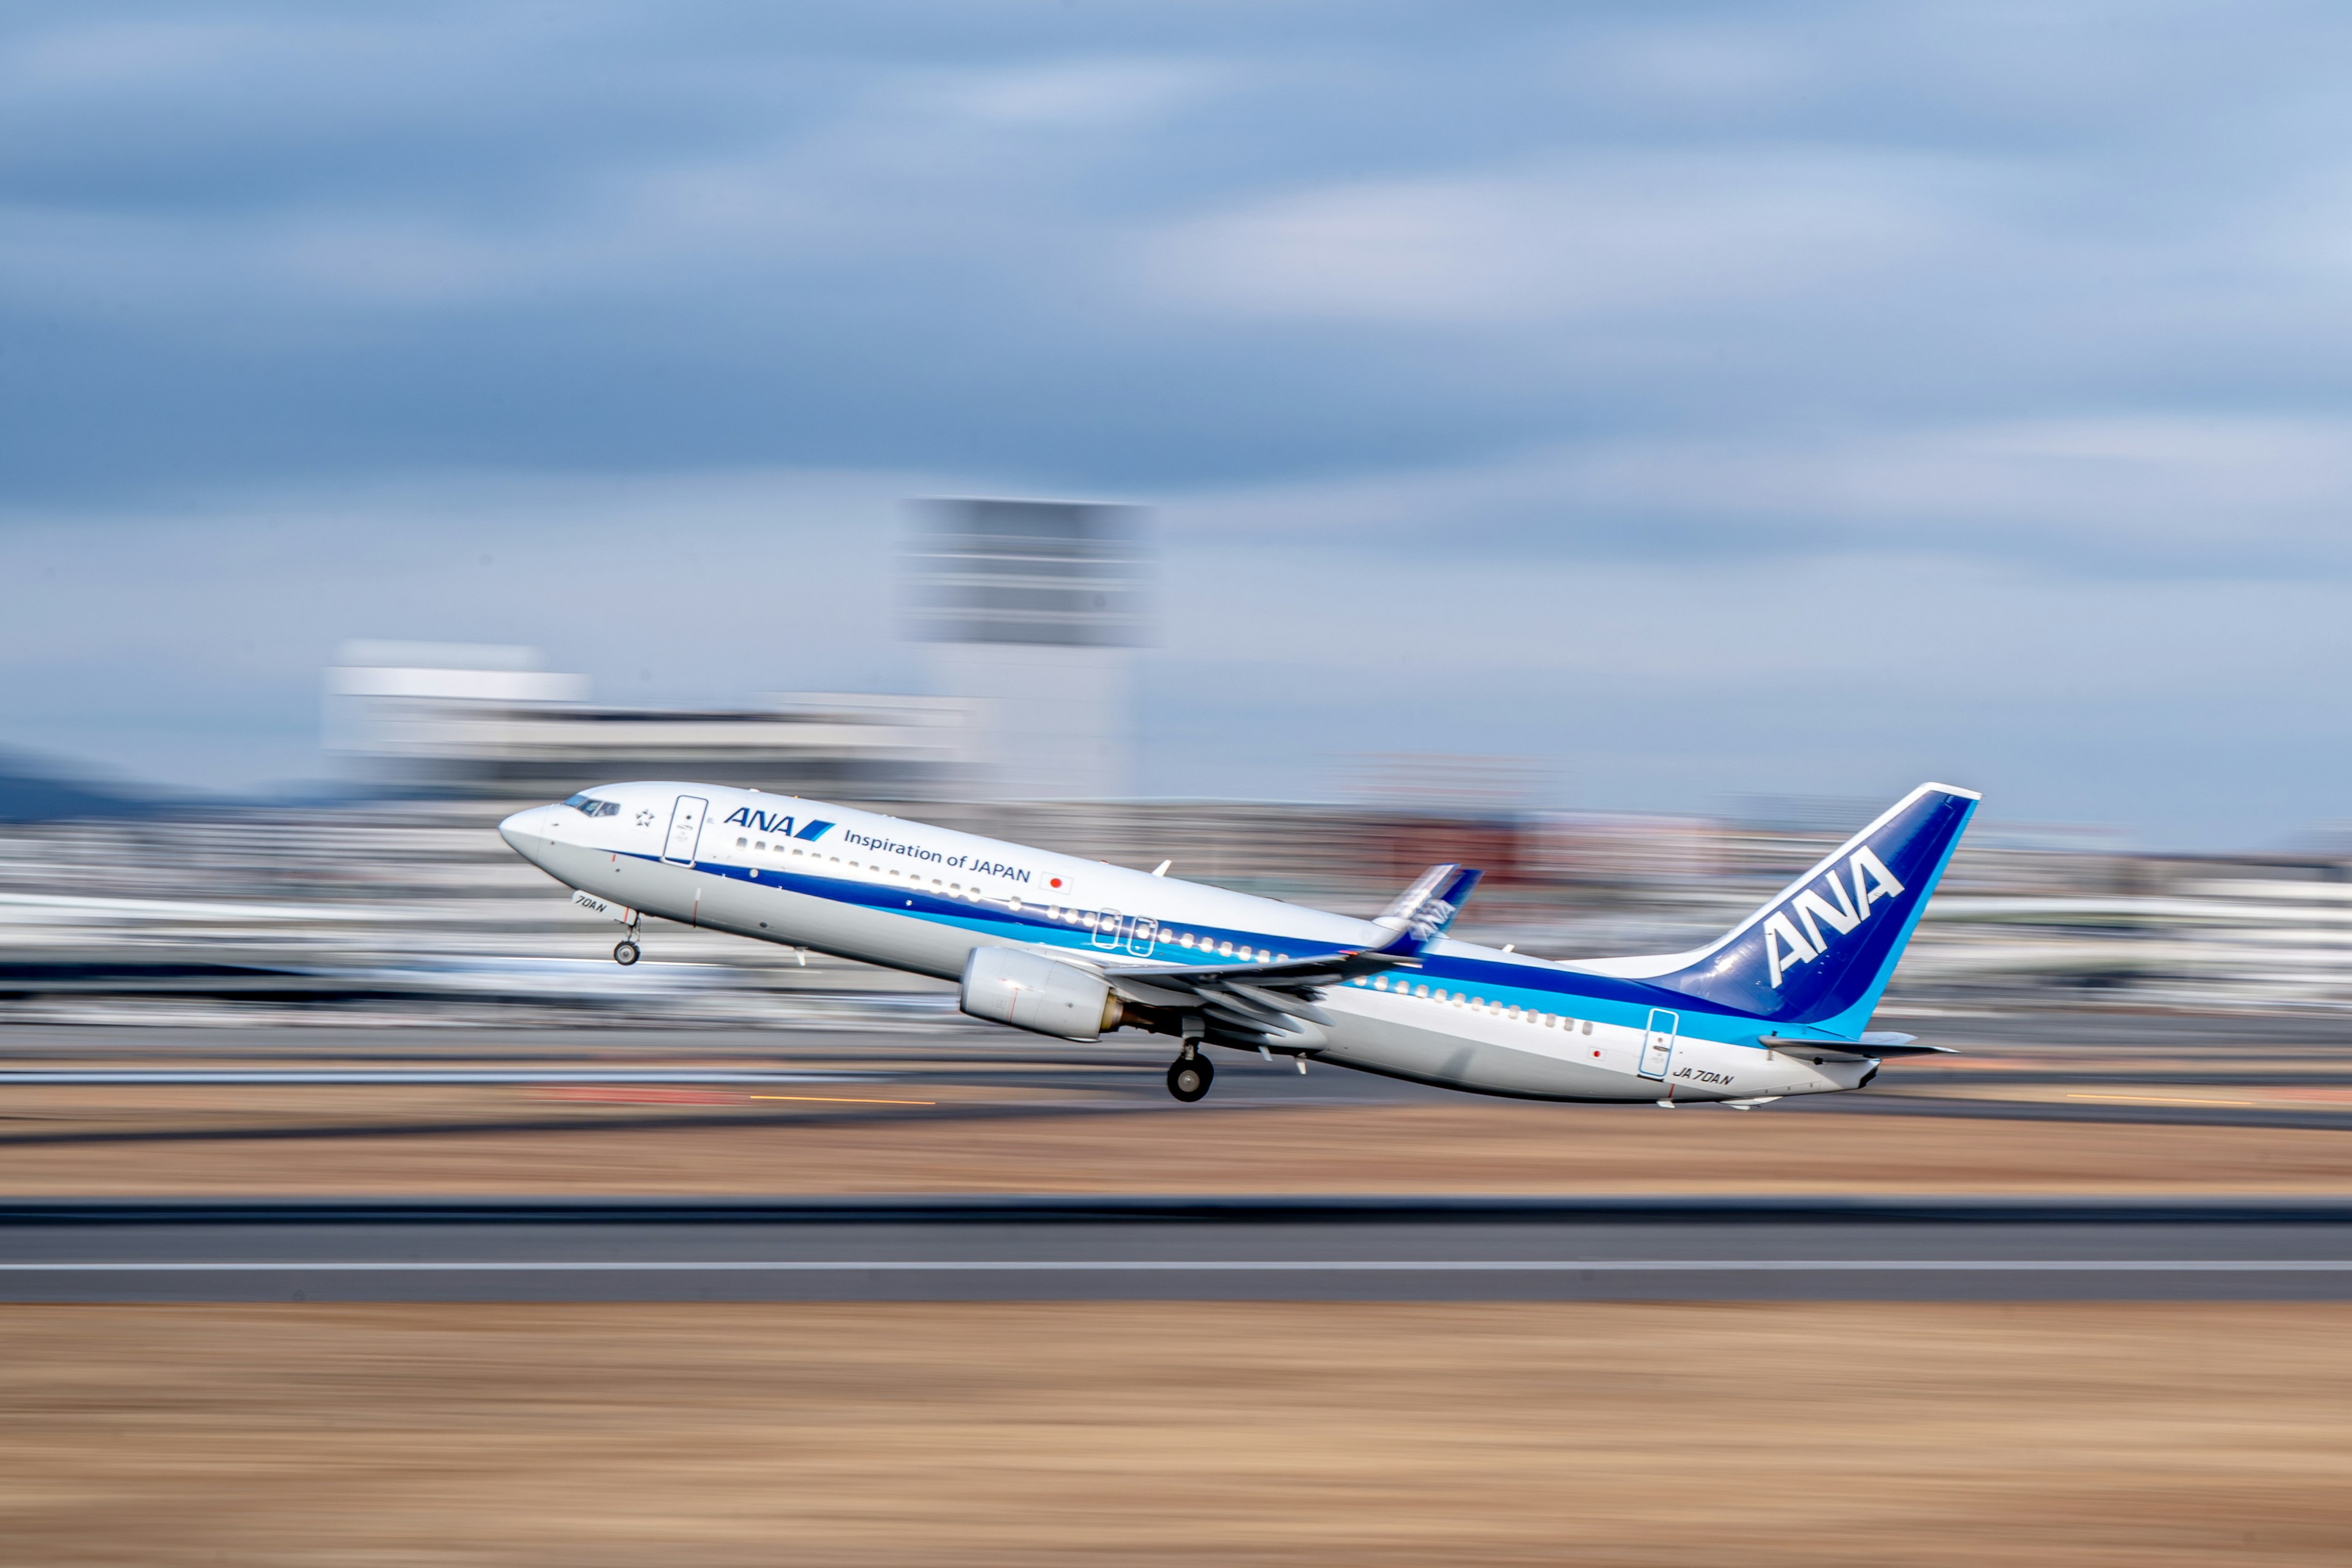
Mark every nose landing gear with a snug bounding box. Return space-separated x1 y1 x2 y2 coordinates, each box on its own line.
613 940 641 966
1166 1047 1214 1103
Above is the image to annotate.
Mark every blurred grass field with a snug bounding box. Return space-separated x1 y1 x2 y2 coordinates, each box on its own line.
4 1301 2348 1566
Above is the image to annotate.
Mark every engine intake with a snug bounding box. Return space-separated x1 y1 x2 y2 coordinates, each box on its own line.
959 946 1124 1041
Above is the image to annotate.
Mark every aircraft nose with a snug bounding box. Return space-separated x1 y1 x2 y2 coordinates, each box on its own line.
498 805 553 856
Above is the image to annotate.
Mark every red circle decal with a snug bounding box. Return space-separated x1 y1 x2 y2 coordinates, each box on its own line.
1050 878 1062 888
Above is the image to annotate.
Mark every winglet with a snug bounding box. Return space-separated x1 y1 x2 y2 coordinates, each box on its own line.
1370 864 1483 956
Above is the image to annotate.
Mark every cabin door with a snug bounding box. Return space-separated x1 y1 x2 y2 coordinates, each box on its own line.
663 796 709 865
1638 1008 1679 1080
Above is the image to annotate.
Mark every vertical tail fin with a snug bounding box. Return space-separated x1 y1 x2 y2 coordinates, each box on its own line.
1370 864 1483 957
1590 783 1978 1031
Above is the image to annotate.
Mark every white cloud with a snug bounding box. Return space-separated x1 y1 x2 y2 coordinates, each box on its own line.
1134 152 1973 325
1169 413 2352 568
0 46 1218 322
928 58 1229 128
4 15 406 92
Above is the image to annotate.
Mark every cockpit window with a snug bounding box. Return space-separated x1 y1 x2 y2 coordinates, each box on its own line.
563 794 620 817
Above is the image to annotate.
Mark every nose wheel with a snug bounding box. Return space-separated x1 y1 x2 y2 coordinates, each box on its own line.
613 940 640 967
1166 1051 1214 1103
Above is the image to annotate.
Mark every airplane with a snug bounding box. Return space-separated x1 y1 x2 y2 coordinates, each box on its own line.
498 781 1978 1107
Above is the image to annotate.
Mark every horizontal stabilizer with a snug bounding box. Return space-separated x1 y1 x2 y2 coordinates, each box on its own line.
1760 1032 1956 1063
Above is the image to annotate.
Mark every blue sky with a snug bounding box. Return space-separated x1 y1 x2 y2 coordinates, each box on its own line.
6 2 2351 844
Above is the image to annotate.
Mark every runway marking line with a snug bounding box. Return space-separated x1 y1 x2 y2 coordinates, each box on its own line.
7 1260 2352 1274
747 1094 936 1106
2065 1093 2261 1107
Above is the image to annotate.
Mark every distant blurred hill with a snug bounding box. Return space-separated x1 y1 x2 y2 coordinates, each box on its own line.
0 751 159 823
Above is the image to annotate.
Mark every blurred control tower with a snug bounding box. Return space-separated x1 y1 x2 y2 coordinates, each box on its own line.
905 499 1149 802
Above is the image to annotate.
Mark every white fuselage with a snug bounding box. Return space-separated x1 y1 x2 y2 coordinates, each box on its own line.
499 783 1868 1104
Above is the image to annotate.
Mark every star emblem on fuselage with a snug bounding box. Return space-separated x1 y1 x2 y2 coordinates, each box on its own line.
635 809 655 827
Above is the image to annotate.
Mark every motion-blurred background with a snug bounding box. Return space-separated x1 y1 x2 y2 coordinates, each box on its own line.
7 0 2352 1017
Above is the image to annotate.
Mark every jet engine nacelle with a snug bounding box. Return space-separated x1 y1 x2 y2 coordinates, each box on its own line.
959 946 1124 1041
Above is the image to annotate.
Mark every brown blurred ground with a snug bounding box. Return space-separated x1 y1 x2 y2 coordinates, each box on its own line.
4 1087 2352 1194
1 1302 2346 1566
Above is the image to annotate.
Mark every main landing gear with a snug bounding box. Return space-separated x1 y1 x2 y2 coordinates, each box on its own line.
613 939 641 966
1166 1046 1215 1104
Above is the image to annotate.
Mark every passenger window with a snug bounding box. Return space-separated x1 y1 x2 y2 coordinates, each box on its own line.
1581 1019 1593 1035
755 842 766 851
736 837 748 848
1414 984 1430 998
1178 933 1194 948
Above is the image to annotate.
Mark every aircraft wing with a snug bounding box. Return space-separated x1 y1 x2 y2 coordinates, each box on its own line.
1089 865 1482 1043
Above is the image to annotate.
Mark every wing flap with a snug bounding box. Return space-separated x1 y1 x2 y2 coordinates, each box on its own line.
1080 862 1483 1045
1224 981 1333 1028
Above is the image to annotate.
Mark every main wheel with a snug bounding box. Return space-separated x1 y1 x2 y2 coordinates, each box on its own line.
613 940 641 967
1166 1053 1214 1103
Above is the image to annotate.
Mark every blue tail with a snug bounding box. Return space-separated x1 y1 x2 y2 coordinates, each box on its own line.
1368 864 1483 958
1648 783 1978 1033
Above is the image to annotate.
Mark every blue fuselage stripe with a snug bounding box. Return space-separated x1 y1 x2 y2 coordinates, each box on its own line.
646 851 1782 1049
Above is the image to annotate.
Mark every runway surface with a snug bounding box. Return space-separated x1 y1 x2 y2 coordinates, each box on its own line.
7 1012 2352 1131
8 1196 2352 1302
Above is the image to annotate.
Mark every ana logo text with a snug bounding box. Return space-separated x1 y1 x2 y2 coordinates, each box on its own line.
1761 847 1905 988
722 807 834 842
1403 898 1458 941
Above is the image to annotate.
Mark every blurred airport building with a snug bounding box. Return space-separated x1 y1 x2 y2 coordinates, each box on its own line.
904 498 1147 802
325 641 977 801
320 497 1148 805
1 778 2346 1028
1 494 2345 1027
